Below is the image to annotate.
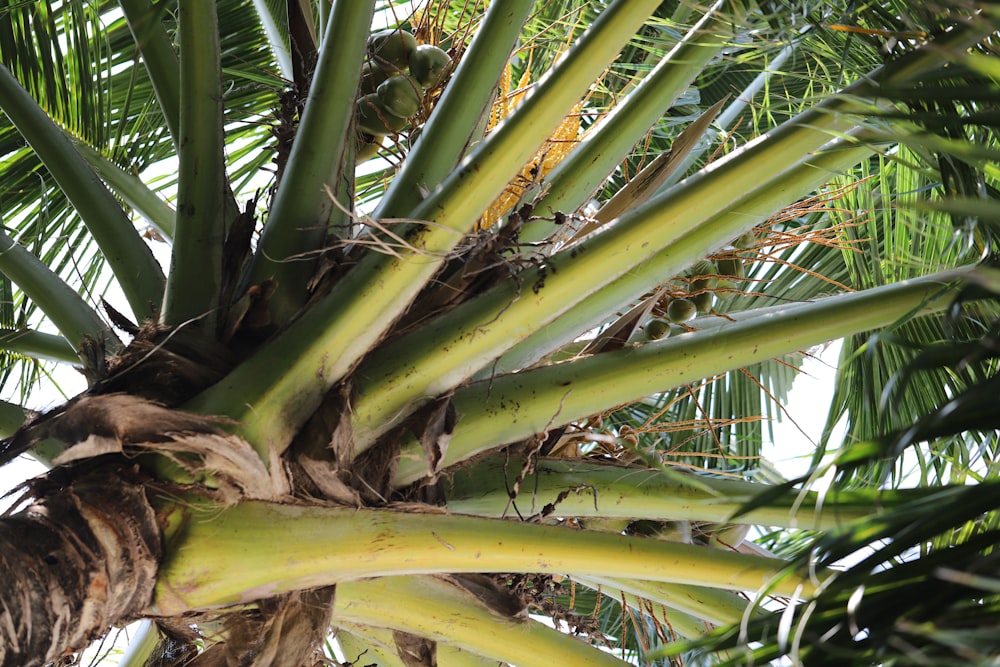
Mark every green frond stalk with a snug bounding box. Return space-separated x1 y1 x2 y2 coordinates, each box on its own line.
333 625 410 667
0 329 77 364
336 622 502 667
71 140 175 241
115 621 160 667
247 0 375 325
575 575 752 628
393 268 973 484
0 399 26 438
442 457 918 531
0 64 164 321
152 499 810 614
118 0 181 147
521 0 748 242
0 229 118 355
334 575 630 667
162 0 228 328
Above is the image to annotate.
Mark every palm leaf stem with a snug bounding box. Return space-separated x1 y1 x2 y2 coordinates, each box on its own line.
0 63 164 321
117 0 181 146
332 575 629 667
575 575 752 628
374 0 537 220
161 0 228 328
71 140 175 240
0 399 26 438
115 621 159 667
0 229 118 355
190 0 662 458
246 0 376 326
480 140 872 380
393 267 973 485
442 457 921 531
0 329 77 363
335 622 499 667
660 25 808 191
521 0 747 242
333 624 409 667
350 134 872 448
152 500 810 613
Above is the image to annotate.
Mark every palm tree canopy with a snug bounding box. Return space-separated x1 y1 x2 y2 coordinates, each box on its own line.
0 1 998 665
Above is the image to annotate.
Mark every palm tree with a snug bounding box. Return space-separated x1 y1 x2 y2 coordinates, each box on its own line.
0 0 997 665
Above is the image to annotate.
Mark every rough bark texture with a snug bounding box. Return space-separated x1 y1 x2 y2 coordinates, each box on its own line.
0 465 161 667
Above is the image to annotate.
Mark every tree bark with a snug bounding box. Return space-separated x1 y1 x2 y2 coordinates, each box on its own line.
0 464 161 667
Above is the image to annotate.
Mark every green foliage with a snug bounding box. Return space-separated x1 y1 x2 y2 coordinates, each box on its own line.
0 0 998 665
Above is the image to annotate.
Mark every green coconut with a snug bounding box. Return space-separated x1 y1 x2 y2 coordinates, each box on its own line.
732 230 757 249
355 134 383 164
356 93 408 135
377 74 422 119
714 250 745 279
643 318 671 341
359 62 391 96
409 44 451 88
667 298 697 323
687 259 717 276
368 29 418 71
691 290 714 315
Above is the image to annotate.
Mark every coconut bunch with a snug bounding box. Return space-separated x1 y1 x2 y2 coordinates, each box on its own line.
354 29 451 160
640 231 756 341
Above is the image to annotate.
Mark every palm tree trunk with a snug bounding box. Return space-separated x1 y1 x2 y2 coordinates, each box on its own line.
0 464 161 667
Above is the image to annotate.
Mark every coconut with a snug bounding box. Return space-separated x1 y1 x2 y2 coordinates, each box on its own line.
691 290 714 315
714 250 745 279
409 44 451 88
687 259 716 276
377 74 422 119
359 62 391 96
356 93 408 135
368 29 417 71
667 298 697 323
643 318 671 341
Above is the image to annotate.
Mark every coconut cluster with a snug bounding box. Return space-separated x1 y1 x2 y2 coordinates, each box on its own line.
355 29 451 160
641 233 756 341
